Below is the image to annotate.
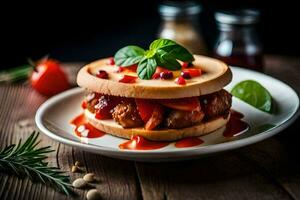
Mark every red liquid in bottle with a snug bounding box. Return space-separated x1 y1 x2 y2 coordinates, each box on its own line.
214 53 263 72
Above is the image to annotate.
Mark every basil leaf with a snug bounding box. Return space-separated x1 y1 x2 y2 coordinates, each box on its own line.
150 38 177 50
114 46 145 67
150 38 194 62
155 50 181 70
231 80 273 113
114 38 195 80
160 45 195 62
137 58 157 80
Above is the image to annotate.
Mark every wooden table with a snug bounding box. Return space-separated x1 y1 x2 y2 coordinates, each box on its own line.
1 55 300 200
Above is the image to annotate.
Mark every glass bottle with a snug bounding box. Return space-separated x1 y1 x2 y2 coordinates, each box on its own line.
158 1 207 55
214 9 263 71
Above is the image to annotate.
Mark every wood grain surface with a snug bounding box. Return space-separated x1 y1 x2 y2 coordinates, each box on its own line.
0 56 300 200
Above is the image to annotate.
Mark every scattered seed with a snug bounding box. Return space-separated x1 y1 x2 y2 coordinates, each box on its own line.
72 178 87 189
17 119 34 128
86 189 101 200
71 165 83 173
75 161 81 167
83 173 95 183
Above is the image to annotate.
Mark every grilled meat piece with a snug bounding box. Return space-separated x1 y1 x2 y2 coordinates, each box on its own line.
165 110 204 129
112 102 144 128
200 89 232 119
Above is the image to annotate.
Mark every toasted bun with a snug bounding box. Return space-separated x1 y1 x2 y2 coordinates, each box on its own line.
84 109 230 141
77 55 232 99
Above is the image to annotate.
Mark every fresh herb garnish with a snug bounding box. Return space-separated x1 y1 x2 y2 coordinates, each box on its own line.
114 38 194 80
231 80 273 113
0 132 72 195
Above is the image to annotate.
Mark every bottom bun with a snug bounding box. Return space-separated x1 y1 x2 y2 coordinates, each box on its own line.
85 109 230 141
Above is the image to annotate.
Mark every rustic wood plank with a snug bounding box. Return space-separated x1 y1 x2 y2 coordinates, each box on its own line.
135 151 293 200
0 85 141 200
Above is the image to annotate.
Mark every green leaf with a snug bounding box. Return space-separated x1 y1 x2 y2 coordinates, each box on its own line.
150 38 177 50
161 45 195 62
155 51 181 70
114 38 194 80
150 38 194 62
231 80 273 113
137 58 157 80
114 45 145 67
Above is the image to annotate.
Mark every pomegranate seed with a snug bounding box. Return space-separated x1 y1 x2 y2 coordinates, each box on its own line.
160 71 173 79
119 75 137 83
108 57 115 65
152 73 160 79
181 71 191 79
96 70 109 79
182 62 193 69
175 76 186 85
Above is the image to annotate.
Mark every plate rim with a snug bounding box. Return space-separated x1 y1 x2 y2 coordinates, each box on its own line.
35 67 300 157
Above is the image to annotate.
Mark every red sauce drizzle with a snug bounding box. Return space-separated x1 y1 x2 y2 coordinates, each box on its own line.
70 114 105 138
223 110 248 137
175 137 204 148
81 101 87 109
119 135 169 150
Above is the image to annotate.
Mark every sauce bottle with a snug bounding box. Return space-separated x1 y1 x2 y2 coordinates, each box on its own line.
158 1 207 55
214 9 263 71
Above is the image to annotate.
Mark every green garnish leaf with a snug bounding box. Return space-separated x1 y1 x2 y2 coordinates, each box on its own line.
231 80 273 113
114 38 194 80
149 38 177 50
137 58 157 80
151 38 194 63
114 45 145 67
154 51 181 70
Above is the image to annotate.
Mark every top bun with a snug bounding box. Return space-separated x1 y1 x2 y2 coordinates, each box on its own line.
77 55 232 99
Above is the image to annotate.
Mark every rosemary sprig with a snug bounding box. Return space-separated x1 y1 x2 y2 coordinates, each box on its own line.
0 132 72 195
0 65 33 83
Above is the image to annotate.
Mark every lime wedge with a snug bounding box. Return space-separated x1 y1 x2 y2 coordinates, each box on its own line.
231 80 272 113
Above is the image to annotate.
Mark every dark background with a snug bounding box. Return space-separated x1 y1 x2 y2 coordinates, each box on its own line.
0 0 299 69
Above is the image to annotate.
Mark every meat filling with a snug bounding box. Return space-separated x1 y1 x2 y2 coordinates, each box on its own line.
165 110 204 129
85 89 232 129
200 89 232 119
112 102 144 128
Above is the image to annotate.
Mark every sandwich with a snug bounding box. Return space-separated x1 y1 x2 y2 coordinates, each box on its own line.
76 39 232 141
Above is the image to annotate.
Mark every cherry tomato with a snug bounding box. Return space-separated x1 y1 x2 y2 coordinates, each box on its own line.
30 59 70 96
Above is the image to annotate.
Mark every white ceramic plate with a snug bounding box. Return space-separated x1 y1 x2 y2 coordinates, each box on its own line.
35 67 299 162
